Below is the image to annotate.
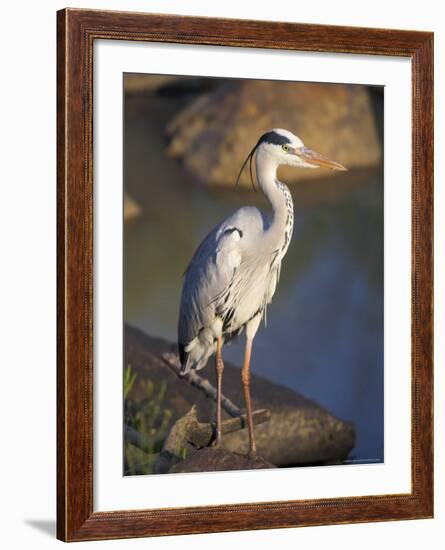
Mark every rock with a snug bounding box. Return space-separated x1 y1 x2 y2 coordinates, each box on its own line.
125 74 217 96
152 405 272 473
124 193 141 221
165 80 381 187
169 446 275 473
124 74 176 94
224 405 354 466
125 324 355 467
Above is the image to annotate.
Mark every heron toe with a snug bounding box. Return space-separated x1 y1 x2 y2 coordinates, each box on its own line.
211 435 224 448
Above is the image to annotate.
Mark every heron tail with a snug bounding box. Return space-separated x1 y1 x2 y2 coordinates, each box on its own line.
178 343 190 376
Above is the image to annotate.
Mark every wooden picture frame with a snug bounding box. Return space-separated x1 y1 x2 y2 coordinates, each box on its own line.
57 8 433 542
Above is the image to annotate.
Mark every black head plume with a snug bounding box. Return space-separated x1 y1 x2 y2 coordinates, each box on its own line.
235 130 293 190
235 137 261 191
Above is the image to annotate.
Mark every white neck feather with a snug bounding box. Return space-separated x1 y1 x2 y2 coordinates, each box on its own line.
255 149 293 231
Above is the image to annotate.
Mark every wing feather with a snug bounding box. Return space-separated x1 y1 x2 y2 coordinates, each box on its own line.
178 207 266 349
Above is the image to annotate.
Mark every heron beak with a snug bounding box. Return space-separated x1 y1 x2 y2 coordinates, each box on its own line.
294 147 347 171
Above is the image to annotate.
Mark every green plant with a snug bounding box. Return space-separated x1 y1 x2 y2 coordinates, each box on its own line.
124 369 173 475
123 364 137 399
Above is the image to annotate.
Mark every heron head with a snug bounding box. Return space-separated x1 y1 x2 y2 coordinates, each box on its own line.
236 128 347 190
256 128 347 170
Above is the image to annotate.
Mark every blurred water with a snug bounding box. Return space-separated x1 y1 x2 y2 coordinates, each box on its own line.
124 92 384 464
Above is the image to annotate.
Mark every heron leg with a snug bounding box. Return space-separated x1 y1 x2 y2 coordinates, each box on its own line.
214 336 225 447
242 338 257 459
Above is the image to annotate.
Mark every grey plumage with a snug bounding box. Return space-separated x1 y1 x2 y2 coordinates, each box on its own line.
177 128 346 377
178 129 297 374
176 128 346 456
178 205 290 372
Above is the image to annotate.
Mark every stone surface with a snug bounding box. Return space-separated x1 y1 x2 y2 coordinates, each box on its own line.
169 446 275 474
125 324 355 467
165 80 381 187
124 74 176 94
124 193 141 221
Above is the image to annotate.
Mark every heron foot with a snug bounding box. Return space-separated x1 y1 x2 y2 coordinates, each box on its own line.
211 436 223 449
210 423 223 448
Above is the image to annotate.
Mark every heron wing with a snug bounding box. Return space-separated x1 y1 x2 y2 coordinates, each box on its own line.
178 207 266 348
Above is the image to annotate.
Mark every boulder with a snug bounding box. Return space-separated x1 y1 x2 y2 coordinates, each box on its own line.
124 74 176 94
166 80 381 187
125 324 355 468
170 446 275 474
124 193 141 221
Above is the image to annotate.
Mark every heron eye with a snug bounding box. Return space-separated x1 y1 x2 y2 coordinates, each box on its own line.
282 144 289 152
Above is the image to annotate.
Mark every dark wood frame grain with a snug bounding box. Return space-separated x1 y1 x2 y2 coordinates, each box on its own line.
57 8 434 542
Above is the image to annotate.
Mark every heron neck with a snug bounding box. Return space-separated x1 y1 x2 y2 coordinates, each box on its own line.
255 152 291 229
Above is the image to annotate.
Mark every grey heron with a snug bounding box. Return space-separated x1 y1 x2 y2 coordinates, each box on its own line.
178 128 346 458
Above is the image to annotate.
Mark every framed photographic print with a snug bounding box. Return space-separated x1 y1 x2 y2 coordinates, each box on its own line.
57 8 433 542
